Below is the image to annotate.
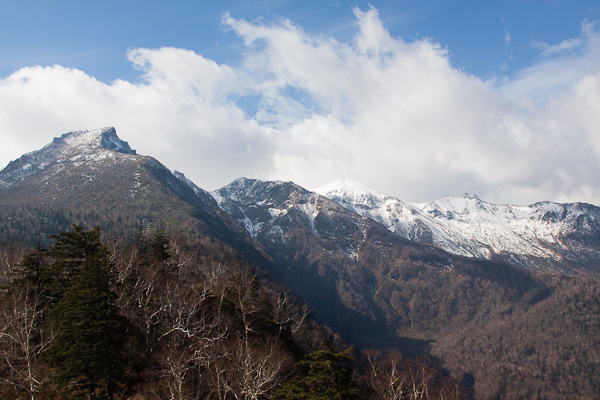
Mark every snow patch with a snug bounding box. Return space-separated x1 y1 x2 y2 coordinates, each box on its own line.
318 180 600 263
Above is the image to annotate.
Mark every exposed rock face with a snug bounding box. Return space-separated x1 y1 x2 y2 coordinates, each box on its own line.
314 180 600 273
2 129 600 399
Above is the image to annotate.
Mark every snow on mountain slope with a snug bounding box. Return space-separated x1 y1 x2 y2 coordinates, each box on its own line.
314 180 600 270
210 177 323 239
0 127 137 188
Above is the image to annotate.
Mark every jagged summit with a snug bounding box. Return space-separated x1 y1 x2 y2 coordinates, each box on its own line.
211 177 325 238
211 177 299 204
461 193 481 201
0 127 250 247
48 127 136 156
0 127 136 188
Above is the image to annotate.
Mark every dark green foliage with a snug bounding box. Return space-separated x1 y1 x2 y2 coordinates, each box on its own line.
149 229 171 264
44 225 106 303
0 204 136 246
45 226 127 400
48 225 105 264
13 242 48 290
272 341 359 400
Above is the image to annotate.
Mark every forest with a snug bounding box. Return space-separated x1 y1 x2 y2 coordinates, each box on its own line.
0 225 468 400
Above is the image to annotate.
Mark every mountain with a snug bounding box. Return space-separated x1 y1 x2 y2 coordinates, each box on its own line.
212 177 600 399
314 180 600 273
0 127 137 189
211 177 462 346
0 128 209 237
2 129 600 399
0 128 272 271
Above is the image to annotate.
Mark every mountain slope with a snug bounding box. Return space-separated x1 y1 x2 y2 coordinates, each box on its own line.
314 180 600 272
0 127 137 188
213 177 600 399
212 177 460 347
0 128 271 271
0 128 207 234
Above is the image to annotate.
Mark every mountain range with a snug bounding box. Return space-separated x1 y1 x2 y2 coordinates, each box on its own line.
313 180 600 273
1 127 599 400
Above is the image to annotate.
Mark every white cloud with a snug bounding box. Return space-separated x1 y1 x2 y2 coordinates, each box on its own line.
530 37 582 55
0 49 272 189
504 28 511 46
1 8 600 205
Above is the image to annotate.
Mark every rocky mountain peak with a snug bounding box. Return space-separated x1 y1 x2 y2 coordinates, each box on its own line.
213 177 303 204
461 193 481 201
0 127 137 188
316 179 600 271
50 127 136 156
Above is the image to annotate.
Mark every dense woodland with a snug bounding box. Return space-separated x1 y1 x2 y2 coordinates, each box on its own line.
0 225 468 400
373 260 600 399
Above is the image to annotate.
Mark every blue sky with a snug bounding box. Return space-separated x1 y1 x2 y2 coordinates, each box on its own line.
2 1 596 82
1 1 600 204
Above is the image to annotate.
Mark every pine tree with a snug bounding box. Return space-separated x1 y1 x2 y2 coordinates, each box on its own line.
272 340 359 400
14 242 48 292
45 225 105 302
150 229 171 265
45 226 127 400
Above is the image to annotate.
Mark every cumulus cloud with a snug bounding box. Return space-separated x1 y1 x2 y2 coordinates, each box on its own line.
0 48 272 188
1 7 600 205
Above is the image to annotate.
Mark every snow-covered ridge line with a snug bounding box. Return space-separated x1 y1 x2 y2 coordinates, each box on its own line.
314 180 600 266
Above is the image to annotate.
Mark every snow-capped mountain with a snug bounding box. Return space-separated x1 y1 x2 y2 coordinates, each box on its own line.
211 178 326 241
0 128 251 249
2 129 599 400
211 177 461 345
314 180 600 272
0 127 136 189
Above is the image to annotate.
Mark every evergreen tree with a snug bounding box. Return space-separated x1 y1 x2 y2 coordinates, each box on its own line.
14 242 48 291
272 340 359 400
45 225 105 302
45 226 127 400
150 229 171 265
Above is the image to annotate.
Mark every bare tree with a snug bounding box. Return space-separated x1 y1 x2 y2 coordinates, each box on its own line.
157 342 197 400
156 280 227 400
204 341 232 400
363 350 467 400
223 273 266 342
0 244 53 400
232 337 293 400
405 356 436 400
363 349 409 400
206 337 292 400
270 288 310 338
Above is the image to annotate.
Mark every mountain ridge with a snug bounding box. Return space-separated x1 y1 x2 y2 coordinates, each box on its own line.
314 180 600 272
